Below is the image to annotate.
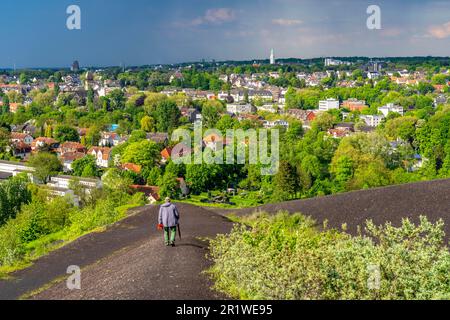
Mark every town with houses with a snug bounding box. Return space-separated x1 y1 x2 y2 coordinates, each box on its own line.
0 53 449 207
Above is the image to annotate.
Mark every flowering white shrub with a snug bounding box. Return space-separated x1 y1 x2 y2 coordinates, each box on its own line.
207 211 450 300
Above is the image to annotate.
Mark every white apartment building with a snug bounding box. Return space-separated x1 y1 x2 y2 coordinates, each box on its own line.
319 98 340 111
47 175 102 190
367 71 380 80
324 58 352 67
226 104 254 115
378 103 404 117
263 120 289 129
360 115 385 127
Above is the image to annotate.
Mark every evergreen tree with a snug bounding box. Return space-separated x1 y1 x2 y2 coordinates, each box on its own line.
272 161 297 201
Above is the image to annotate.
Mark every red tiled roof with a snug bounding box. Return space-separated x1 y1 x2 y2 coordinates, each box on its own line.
161 147 172 160
328 128 349 138
61 152 86 162
60 141 86 151
10 132 30 140
121 163 142 174
34 137 58 144
306 112 316 121
0 102 20 112
130 185 160 201
12 141 31 151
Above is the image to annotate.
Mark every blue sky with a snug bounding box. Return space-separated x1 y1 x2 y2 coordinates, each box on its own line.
1 0 450 68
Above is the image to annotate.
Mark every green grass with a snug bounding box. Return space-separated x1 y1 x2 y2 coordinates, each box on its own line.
0 203 143 279
177 192 269 209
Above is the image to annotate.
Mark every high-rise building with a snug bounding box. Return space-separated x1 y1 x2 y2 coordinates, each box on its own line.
71 60 80 72
270 49 275 65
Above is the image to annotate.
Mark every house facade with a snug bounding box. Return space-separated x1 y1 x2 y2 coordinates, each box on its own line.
88 147 112 168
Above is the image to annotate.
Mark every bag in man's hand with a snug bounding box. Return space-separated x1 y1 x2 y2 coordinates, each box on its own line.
157 224 164 230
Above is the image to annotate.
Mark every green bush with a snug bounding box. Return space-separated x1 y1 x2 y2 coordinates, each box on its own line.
207 211 450 300
0 218 26 266
67 192 146 236
0 187 146 270
0 175 32 226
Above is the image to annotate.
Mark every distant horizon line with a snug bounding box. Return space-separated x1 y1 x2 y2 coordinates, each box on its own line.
1 55 450 71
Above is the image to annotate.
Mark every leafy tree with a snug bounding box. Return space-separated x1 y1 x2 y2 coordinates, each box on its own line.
85 126 101 147
417 82 434 95
140 115 155 132
33 91 54 108
186 163 224 194
121 140 160 167
164 160 184 178
239 164 263 191
1 95 10 114
285 121 304 142
102 168 133 202
0 175 31 226
107 89 126 110
19 73 28 85
216 114 238 132
72 155 99 177
153 99 181 132
0 127 10 153
54 125 79 142
431 74 449 85
159 171 179 199
44 125 53 138
28 152 62 183
202 103 222 128
144 93 167 114
331 156 354 192
416 108 450 176
384 116 418 144
313 112 336 131
145 166 162 186
126 93 146 108
128 130 147 143
348 160 391 190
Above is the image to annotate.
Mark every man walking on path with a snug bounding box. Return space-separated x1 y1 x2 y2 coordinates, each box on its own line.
158 197 180 247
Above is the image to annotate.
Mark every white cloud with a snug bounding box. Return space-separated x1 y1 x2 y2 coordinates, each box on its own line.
428 21 450 39
272 18 303 26
187 8 236 26
380 28 404 38
204 8 236 24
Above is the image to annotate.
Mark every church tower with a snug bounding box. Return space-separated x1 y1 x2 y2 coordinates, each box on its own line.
270 49 275 65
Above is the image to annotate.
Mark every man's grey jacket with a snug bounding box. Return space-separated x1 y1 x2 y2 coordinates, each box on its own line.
158 202 180 227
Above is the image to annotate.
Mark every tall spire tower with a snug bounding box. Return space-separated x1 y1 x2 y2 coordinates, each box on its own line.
270 48 275 65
